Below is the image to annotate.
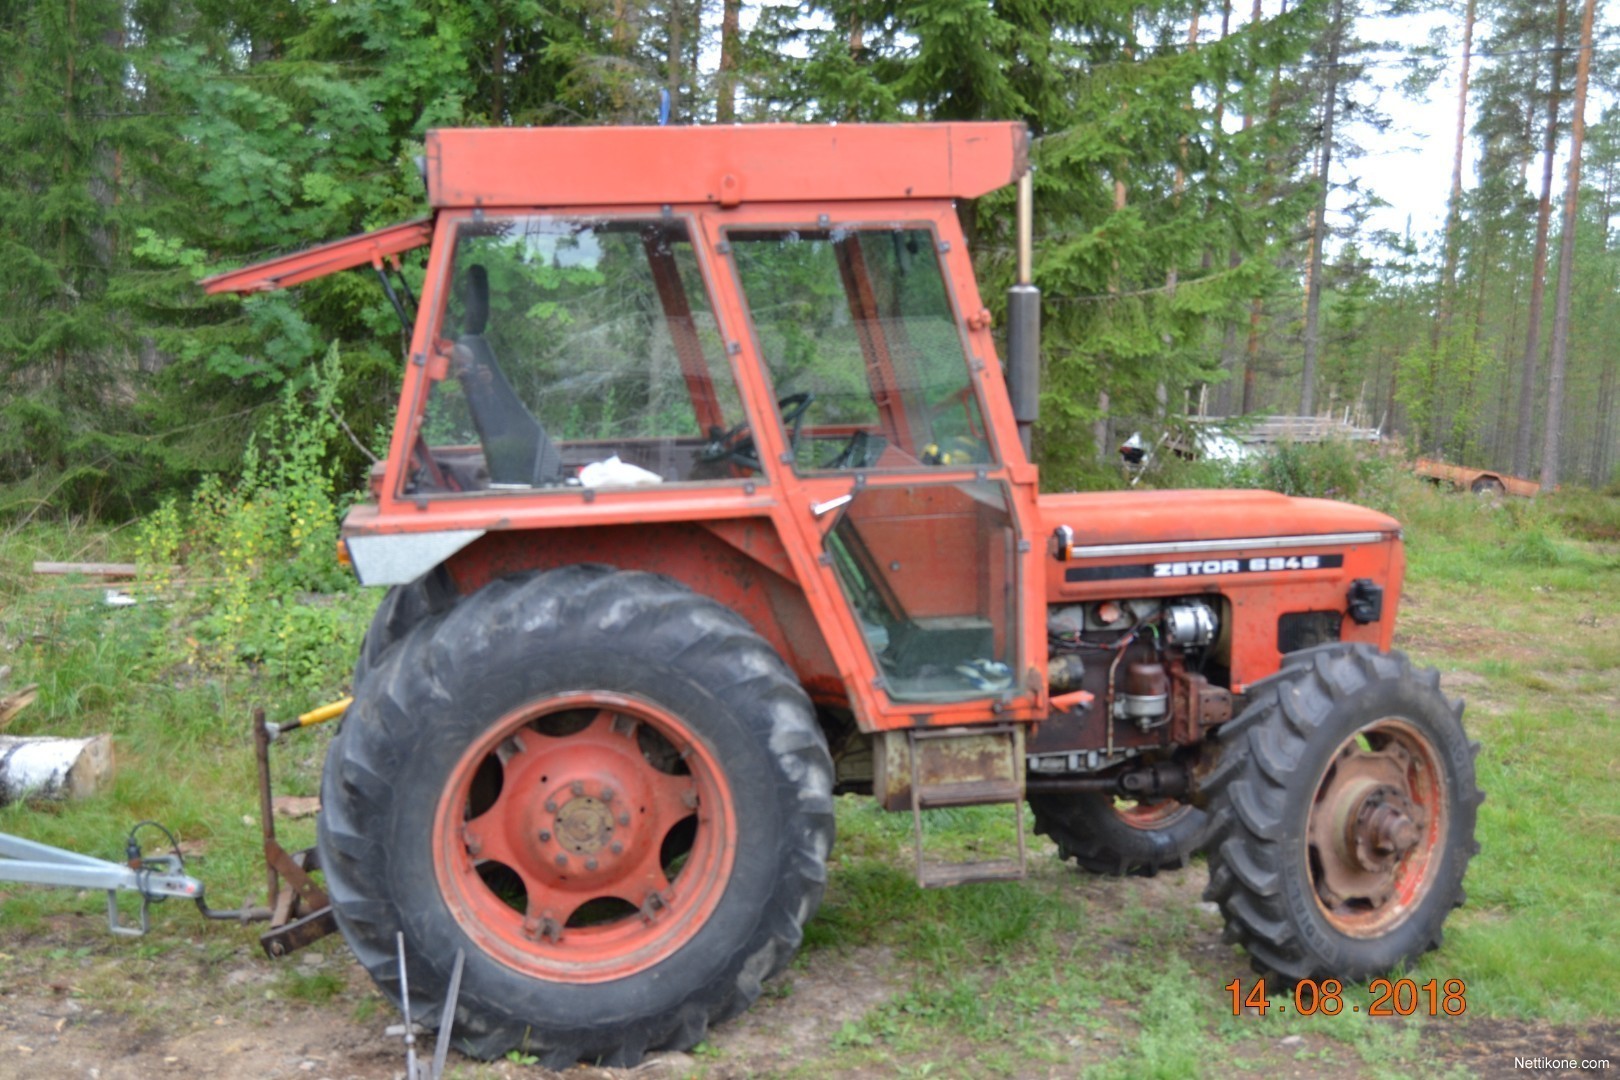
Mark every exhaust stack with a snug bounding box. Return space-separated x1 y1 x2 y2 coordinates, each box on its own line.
1005 169 1040 457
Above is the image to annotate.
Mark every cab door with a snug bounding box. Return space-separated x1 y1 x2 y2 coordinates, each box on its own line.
701 204 1046 731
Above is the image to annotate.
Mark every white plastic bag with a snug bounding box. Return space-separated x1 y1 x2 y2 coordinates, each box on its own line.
577 455 664 488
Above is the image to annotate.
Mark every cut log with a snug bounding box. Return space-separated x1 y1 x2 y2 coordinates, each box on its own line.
0 734 115 806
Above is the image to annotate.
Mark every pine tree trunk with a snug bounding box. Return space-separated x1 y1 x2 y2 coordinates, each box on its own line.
1539 0 1597 488
1211 0 1242 416
1239 0 1281 416
666 0 684 122
1299 0 1345 417
1512 0 1569 478
492 7 506 123
1592 164 1617 485
1432 0 1476 348
717 0 741 122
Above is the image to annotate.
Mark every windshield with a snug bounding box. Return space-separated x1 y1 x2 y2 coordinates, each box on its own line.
410 215 748 494
728 227 992 473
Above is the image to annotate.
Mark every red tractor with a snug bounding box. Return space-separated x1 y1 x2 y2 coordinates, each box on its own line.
205 122 1479 1067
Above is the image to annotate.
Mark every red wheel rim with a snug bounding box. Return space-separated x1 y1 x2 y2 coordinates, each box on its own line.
1113 799 1194 830
1306 718 1448 937
432 692 737 982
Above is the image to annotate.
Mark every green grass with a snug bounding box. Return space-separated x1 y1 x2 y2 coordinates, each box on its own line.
0 521 365 930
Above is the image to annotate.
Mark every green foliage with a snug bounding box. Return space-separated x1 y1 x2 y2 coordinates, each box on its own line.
134 345 371 690
1217 439 1400 508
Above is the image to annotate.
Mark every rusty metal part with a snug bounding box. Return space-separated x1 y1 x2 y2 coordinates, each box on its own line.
1024 761 1191 800
874 725 1024 812
262 905 340 958
1306 721 1442 936
252 707 338 958
555 795 615 855
1168 667 1234 744
1124 662 1168 699
1120 661 1169 723
905 725 1026 887
1048 652 1087 694
253 709 279 909
1102 629 1140 759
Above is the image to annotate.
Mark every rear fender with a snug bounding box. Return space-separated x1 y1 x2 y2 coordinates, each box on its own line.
439 521 847 709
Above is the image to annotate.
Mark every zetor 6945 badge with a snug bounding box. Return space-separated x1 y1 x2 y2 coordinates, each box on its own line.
205 122 1480 1068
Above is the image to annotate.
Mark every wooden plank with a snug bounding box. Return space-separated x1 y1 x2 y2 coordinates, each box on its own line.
0 686 38 731
32 561 141 578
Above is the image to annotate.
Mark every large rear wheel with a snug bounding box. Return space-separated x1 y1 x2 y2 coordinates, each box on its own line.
1202 643 1481 984
319 566 834 1066
351 564 457 687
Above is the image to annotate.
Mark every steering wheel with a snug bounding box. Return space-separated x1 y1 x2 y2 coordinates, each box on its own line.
700 392 815 471
827 429 887 470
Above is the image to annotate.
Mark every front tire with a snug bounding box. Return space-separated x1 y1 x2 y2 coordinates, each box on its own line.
1029 792 1209 877
318 566 834 1067
1202 643 1481 985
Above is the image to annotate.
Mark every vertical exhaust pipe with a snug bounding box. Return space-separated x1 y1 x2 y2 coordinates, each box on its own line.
1006 169 1040 458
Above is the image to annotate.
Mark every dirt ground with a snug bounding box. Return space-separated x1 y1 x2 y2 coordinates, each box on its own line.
1 866 1613 1080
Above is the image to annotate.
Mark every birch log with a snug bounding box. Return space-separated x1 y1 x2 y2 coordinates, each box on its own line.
0 735 114 805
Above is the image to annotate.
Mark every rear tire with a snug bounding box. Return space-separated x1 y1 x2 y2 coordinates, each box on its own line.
319 566 834 1067
351 565 458 687
1202 643 1481 985
1030 792 1209 877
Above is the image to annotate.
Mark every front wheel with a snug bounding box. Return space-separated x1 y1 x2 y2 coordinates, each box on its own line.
1202 643 1481 985
1029 791 1209 877
318 566 834 1067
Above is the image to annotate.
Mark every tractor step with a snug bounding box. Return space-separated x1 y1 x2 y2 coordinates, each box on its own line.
907 725 1027 889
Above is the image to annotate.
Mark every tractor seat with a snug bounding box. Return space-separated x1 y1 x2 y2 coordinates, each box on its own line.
454 264 563 486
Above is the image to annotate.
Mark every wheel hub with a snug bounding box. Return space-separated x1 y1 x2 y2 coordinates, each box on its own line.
1306 719 1447 936
554 794 615 855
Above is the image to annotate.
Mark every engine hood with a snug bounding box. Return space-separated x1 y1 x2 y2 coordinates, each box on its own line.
1039 489 1400 550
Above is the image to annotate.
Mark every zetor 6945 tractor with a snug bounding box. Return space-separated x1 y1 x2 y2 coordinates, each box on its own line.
205 122 1480 1067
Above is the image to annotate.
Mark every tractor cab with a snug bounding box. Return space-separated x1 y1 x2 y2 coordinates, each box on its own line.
207 122 1045 718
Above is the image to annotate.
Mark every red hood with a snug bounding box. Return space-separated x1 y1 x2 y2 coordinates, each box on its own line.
1039 489 1400 547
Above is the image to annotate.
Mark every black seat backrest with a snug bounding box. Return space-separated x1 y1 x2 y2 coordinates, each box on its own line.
455 264 563 485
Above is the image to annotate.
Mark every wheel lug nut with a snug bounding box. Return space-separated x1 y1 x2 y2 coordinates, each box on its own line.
571 781 584 795
544 799 558 813
600 787 614 802
610 843 623 855
538 830 551 842
618 813 631 826
585 859 598 871
555 854 568 868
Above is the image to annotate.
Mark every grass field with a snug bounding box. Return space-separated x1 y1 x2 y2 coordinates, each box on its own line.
0 480 1615 1078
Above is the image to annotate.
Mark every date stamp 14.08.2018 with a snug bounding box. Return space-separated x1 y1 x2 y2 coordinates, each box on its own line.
1226 977 1468 1017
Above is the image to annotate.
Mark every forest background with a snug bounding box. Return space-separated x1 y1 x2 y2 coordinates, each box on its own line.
1 6 1618 1073
1 0 1618 518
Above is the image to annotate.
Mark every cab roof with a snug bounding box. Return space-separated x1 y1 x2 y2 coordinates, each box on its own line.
424 122 1028 208
202 121 1028 296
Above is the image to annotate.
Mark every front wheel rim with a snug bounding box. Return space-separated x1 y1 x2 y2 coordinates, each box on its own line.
1306 717 1448 938
1114 798 1196 831
432 691 737 982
